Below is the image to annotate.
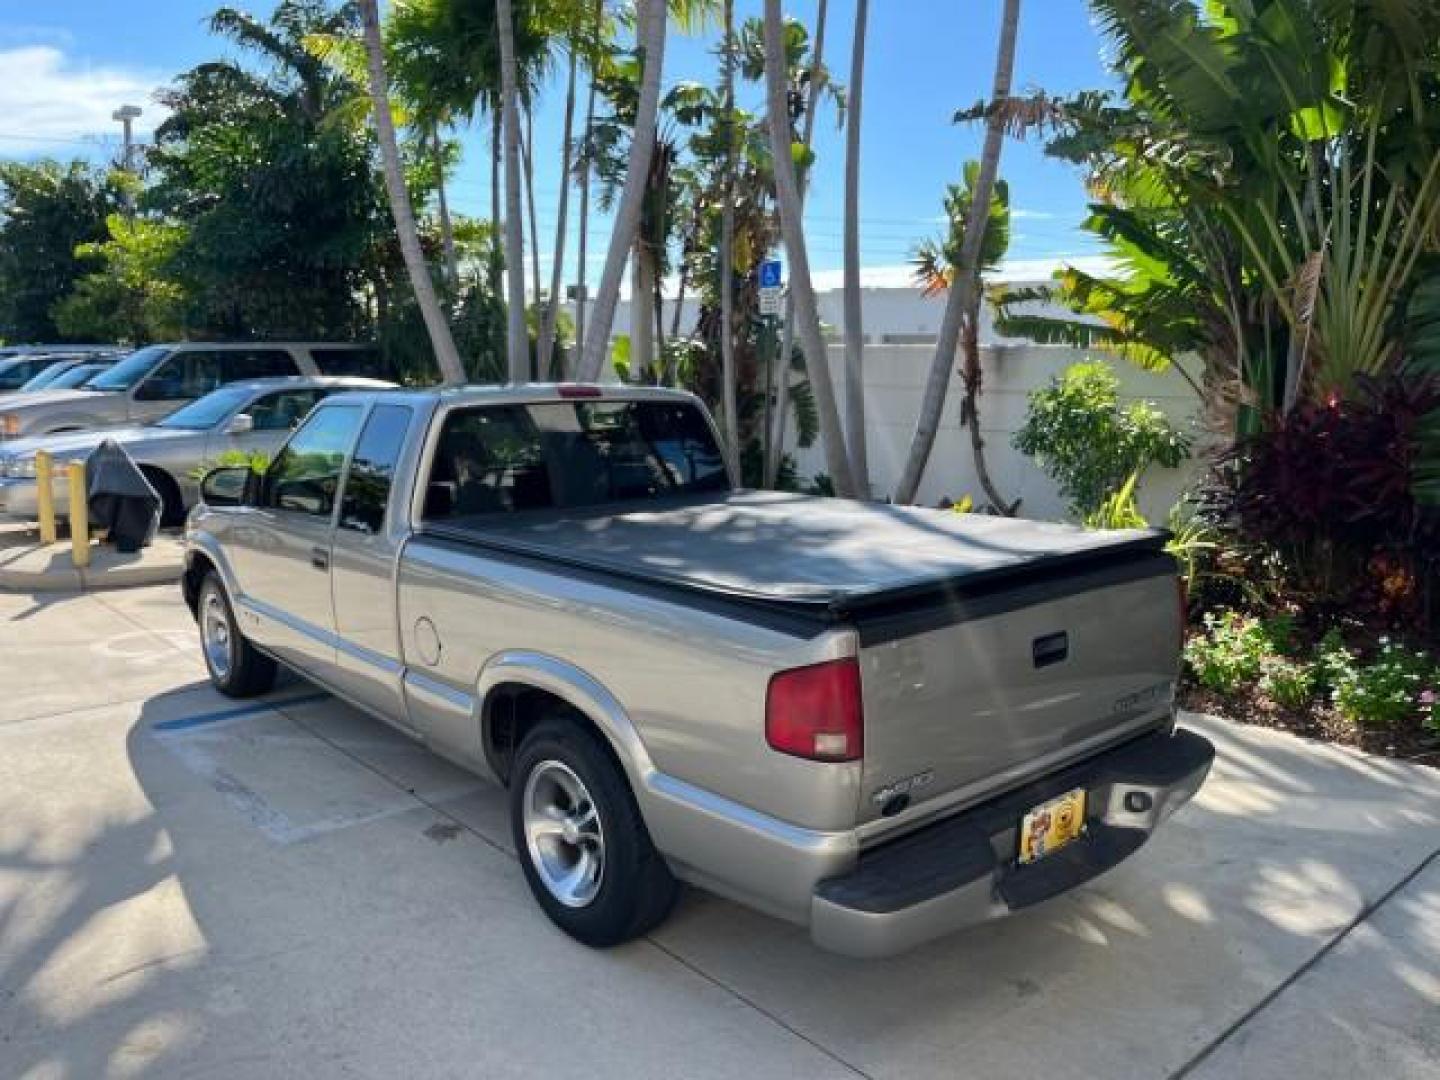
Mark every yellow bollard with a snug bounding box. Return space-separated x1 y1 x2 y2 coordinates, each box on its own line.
67 461 89 569
35 451 57 545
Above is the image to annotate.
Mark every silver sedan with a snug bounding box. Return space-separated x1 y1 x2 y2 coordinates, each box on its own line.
0 375 393 525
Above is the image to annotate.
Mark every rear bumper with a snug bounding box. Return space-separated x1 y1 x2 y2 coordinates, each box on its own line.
810 727 1214 958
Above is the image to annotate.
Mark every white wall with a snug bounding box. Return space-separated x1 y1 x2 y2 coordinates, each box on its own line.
790 343 1205 524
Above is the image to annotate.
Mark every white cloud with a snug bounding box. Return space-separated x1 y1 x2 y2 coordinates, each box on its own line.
0 46 166 157
1010 209 1057 221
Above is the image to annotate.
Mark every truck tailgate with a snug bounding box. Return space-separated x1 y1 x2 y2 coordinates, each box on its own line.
855 552 1180 827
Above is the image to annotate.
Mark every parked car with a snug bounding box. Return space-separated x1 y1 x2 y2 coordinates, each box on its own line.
184 385 1214 958
0 349 119 392
19 361 115 393
0 376 392 525
15 357 119 393
0 342 382 440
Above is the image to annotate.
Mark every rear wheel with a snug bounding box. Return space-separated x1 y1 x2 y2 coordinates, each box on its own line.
197 572 276 698
510 719 677 947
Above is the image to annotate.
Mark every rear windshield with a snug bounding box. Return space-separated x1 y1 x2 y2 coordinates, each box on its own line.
424 399 728 518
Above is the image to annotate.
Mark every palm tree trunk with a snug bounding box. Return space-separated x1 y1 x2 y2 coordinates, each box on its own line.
765 0 828 488
893 0 1021 504
763 0 854 497
432 127 459 291
719 0 739 475
842 0 869 497
522 108 543 377
576 0 668 382
632 242 655 380
496 0 529 383
358 0 465 386
573 0 603 368
540 45 579 376
960 304 1016 512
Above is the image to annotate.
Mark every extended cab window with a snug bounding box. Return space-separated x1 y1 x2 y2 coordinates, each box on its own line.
263 406 361 517
424 399 728 520
339 405 412 534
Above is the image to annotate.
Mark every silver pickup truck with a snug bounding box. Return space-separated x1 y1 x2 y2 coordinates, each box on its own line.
183 384 1213 958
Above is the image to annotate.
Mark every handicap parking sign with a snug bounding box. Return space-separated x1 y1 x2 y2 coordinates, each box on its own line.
760 259 783 288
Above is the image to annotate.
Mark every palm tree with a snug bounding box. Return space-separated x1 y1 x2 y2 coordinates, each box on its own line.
913 165 1016 512
893 0 1021 505
496 0 529 382
842 0 869 497
718 0 739 469
764 0 828 488
576 0 669 382
358 0 466 386
762 0 854 496
538 43 580 372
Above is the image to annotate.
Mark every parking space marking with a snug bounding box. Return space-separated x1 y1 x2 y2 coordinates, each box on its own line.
151 692 331 732
151 693 485 845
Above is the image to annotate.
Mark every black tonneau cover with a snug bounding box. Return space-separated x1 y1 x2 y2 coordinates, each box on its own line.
418 490 1171 628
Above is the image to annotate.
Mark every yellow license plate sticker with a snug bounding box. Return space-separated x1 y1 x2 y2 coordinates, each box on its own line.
1018 787 1087 865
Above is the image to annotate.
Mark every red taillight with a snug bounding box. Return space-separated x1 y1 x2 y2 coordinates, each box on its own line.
557 383 604 398
766 658 864 762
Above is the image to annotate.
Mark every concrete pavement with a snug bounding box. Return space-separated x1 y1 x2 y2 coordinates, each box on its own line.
1 583 1438 1079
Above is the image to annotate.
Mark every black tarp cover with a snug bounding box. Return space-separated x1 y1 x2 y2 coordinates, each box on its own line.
85 439 160 552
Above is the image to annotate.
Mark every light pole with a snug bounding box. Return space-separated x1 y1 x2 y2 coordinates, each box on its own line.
112 104 142 212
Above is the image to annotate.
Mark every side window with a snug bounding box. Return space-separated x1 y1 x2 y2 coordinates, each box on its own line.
247 389 327 432
423 406 552 519
135 350 223 402
224 349 297 381
263 406 362 517
339 405 413 534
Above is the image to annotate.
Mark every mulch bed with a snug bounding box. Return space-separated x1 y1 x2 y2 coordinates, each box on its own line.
1179 680 1440 768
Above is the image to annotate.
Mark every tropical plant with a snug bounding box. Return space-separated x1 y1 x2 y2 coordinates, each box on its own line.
913 162 1017 513
1331 639 1438 730
358 0 466 385
894 0 1022 505
1013 360 1191 518
761 0 853 496
841 0 869 495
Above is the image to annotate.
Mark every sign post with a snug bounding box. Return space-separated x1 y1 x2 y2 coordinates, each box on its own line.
758 259 784 475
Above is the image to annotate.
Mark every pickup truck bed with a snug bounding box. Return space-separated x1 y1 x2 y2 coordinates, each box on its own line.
421 489 1170 627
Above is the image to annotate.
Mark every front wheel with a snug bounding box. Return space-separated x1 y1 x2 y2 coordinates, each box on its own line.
510 720 678 947
197 572 276 698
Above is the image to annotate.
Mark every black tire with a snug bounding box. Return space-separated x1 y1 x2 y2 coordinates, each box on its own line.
141 467 185 528
197 571 276 698
510 718 678 947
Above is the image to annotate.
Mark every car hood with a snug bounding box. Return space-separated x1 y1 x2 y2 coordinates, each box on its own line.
0 425 193 461
0 389 118 414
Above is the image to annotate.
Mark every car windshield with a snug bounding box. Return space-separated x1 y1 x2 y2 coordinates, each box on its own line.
84 346 167 392
155 386 253 430
0 358 37 390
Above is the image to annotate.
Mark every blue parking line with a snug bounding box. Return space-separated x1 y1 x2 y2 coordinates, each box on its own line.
152 691 331 732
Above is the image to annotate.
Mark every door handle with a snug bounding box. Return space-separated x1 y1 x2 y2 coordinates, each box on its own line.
310 547 330 571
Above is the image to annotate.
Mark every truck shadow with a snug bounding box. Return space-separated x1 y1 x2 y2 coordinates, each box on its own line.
7 684 1437 1078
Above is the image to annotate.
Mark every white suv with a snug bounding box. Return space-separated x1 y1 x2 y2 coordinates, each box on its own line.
0 342 382 439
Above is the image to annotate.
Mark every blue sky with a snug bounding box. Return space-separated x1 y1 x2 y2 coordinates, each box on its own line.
0 0 1119 286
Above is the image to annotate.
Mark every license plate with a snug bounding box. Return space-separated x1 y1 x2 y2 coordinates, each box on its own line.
1018 787 1087 865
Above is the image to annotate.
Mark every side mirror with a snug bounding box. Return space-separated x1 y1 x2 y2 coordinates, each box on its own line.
225 412 255 435
200 465 255 508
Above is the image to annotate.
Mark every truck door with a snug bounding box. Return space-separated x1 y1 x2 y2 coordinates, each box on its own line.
227 403 363 681
328 403 416 723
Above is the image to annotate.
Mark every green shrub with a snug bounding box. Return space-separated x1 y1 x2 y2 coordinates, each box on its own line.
1012 360 1191 518
1184 610 1276 694
1260 655 1315 710
1331 639 1437 729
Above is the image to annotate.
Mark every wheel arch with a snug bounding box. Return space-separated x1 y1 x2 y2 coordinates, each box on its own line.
475 652 653 790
